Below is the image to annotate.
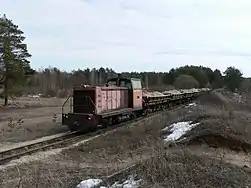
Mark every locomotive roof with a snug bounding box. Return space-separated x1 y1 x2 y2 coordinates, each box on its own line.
107 77 141 82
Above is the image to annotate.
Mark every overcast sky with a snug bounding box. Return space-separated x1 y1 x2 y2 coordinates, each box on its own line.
2 0 251 75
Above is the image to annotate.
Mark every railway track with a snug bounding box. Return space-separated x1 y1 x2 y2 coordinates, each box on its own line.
0 100 194 166
0 132 82 165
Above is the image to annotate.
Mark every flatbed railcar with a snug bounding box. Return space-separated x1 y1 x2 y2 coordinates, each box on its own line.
62 76 210 132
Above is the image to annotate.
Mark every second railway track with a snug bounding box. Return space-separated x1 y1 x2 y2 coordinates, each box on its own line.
0 101 193 166
0 132 82 165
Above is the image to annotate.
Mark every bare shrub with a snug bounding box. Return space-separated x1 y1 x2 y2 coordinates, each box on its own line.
174 74 199 89
179 109 251 152
42 89 57 98
57 89 69 98
0 161 85 188
197 91 226 107
137 147 251 188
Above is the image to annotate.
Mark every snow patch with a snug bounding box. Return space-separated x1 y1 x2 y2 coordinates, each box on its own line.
188 103 196 107
185 103 197 108
163 121 200 142
28 94 42 98
109 176 142 188
76 179 103 188
76 176 142 188
233 92 242 103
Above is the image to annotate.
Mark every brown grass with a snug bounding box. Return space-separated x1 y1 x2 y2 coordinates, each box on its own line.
137 145 251 188
59 111 176 169
0 161 88 188
0 96 69 143
179 93 251 153
0 96 66 108
0 108 184 188
2 91 251 187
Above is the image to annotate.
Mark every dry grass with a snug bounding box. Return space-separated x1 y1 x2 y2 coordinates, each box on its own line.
135 92 251 188
181 114 251 152
0 96 66 108
0 109 184 188
178 91 251 153
0 120 68 143
0 161 88 188
2 91 251 187
59 111 178 170
137 145 251 188
0 112 69 143
0 96 70 143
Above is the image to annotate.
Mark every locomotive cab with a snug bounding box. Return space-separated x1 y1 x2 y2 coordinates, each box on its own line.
106 77 143 110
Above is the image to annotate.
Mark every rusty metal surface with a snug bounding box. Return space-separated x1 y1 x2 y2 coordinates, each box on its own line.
96 86 129 115
133 90 143 109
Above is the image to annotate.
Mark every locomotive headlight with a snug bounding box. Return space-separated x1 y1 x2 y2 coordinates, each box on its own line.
88 114 93 120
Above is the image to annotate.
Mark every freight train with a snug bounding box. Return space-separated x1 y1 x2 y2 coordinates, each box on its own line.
62 76 210 132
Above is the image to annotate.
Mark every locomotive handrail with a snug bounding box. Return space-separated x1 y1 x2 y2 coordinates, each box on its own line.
0 75 4 83
63 95 97 114
62 94 72 114
73 96 97 114
84 96 97 114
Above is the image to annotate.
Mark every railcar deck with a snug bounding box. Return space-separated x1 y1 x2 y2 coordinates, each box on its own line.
100 108 133 118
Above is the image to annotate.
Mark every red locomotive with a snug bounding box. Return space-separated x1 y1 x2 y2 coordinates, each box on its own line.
62 76 202 132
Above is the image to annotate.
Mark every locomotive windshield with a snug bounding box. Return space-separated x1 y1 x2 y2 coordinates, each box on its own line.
131 79 142 90
107 80 117 86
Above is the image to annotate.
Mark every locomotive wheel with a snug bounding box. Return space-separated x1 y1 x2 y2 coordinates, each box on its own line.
130 113 137 120
112 116 119 125
0 75 5 83
102 118 113 128
102 119 109 128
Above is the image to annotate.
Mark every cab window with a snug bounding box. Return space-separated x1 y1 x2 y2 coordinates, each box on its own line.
125 82 132 89
120 80 126 87
131 80 142 89
107 80 116 86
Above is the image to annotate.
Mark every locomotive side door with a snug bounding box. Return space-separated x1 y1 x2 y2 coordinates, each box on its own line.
131 78 143 110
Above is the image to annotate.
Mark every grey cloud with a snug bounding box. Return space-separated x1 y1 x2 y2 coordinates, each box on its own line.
156 49 251 57
3 0 251 75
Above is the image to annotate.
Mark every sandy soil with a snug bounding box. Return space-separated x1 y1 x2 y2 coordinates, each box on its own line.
0 96 66 108
188 144 251 168
0 97 69 144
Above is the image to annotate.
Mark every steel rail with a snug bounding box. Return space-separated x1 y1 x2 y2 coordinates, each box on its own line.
0 132 82 165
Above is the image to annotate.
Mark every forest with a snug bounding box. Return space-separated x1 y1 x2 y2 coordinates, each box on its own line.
25 65 247 97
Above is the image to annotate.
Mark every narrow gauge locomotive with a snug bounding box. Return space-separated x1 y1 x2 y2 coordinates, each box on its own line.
62 76 206 132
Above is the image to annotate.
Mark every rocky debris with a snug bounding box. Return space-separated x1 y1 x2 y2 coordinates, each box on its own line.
143 91 165 97
163 89 182 95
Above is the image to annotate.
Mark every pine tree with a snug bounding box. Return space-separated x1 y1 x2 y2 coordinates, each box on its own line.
0 14 32 105
224 66 243 92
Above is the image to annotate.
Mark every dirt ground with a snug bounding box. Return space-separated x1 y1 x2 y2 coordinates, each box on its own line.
0 97 69 144
1 91 251 187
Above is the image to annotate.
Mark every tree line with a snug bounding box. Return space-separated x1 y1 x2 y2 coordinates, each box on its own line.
0 14 248 105
25 65 244 97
